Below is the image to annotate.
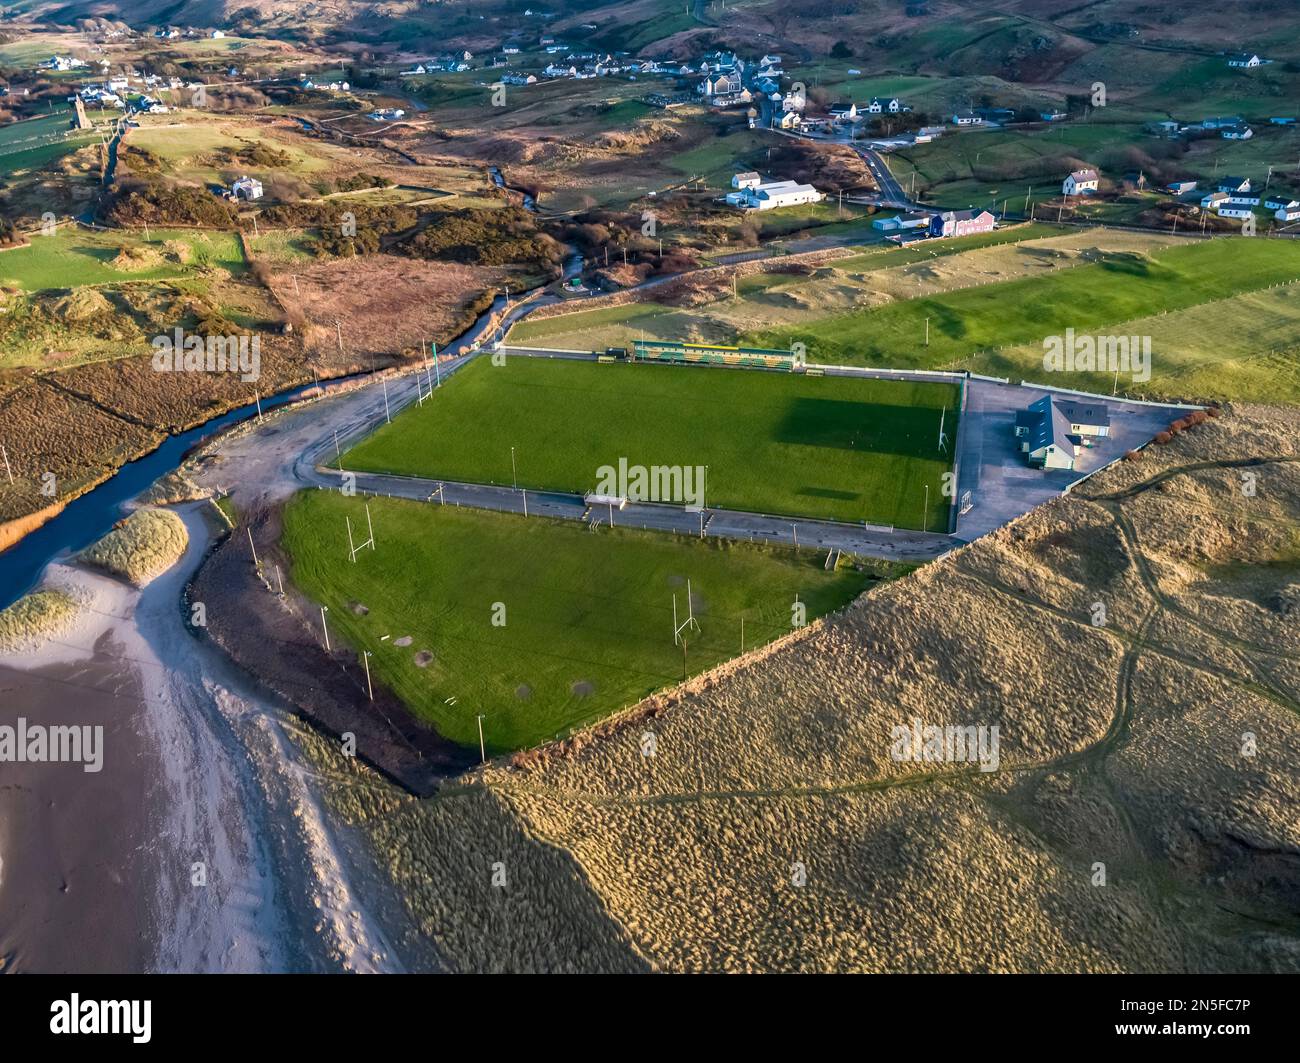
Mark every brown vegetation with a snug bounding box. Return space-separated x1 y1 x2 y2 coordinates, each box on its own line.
298 403 1300 972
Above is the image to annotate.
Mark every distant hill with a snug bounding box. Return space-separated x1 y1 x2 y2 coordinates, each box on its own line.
30 0 1300 78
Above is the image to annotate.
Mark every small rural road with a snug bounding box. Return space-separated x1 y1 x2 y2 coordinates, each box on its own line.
851 146 918 209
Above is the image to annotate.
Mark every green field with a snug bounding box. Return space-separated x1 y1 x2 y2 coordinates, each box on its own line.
338 357 958 530
0 227 246 291
747 238 1300 376
282 493 871 750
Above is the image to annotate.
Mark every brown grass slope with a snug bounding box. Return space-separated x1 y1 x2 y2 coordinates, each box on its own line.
306 402 1300 972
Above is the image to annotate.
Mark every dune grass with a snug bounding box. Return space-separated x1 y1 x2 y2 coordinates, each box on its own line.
0 589 80 652
80 507 189 586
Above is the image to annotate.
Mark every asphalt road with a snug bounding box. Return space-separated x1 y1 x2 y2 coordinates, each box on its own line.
851 146 917 208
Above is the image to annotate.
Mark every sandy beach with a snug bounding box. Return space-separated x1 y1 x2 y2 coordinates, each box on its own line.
0 637 161 973
0 500 403 973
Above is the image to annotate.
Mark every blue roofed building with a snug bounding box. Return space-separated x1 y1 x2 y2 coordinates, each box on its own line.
1014 396 1111 470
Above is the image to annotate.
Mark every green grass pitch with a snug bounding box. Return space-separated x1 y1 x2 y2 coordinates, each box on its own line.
282 492 872 751
337 357 959 531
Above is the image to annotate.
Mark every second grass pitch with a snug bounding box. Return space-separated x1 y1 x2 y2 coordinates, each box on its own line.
283 493 873 751
339 357 959 531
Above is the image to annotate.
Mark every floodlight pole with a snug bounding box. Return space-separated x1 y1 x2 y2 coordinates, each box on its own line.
366 502 375 549
320 605 330 651
363 650 373 700
382 375 391 423
433 344 441 388
522 489 528 517
511 446 517 488
275 564 284 595
346 515 356 562
247 527 259 568
476 714 487 764
0 444 12 484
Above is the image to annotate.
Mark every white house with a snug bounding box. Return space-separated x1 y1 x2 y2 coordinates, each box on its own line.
731 172 762 190
1062 168 1100 196
952 112 983 126
1222 124 1253 140
1228 53 1262 68
1216 203 1255 220
43 55 86 71
210 30 226 39
1275 203 1300 222
867 97 904 114
1217 176 1251 194
1200 191 1229 210
230 175 263 200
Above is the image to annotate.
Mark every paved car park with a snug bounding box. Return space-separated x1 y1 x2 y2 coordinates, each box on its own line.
953 379 1195 540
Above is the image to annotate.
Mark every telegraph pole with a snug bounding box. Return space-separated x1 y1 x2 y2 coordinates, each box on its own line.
363 650 373 700
320 605 330 651
476 714 487 764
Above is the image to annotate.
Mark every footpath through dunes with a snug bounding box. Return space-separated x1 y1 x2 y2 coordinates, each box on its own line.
295 403 1300 972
